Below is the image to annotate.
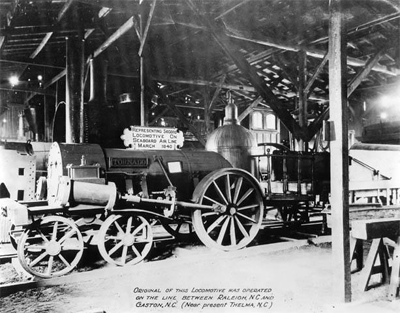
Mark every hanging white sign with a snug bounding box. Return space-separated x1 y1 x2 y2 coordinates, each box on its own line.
120 126 185 150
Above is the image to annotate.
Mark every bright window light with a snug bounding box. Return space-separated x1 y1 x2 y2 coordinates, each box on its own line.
9 76 19 86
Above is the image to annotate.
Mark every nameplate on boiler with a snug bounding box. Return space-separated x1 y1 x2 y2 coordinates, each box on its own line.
108 157 148 168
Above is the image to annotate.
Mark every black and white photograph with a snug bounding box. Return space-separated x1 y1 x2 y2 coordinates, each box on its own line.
0 0 400 312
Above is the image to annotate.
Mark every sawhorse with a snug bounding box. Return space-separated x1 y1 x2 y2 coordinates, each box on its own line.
351 218 400 300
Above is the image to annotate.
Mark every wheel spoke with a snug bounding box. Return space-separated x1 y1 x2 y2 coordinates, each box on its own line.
30 251 48 267
121 245 128 264
114 221 125 234
131 244 141 258
58 228 75 244
234 216 249 238
51 221 58 241
230 217 236 245
131 222 146 237
27 244 46 251
236 212 257 224
58 253 71 268
213 181 228 205
233 177 243 203
206 215 226 234
225 174 232 203
237 203 259 211
202 211 220 217
38 230 50 243
125 216 133 235
46 256 54 276
216 217 230 245
61 242 84 251
237 188 254 206
204 195 224 207
108 240 124 256
106 235 122 240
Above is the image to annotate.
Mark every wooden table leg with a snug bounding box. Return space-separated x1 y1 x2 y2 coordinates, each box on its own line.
388 236 400 300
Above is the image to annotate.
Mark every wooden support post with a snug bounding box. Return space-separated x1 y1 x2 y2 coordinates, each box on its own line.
65 36 84 143
139 3 147 127
329 0 351 303
350 237 363 273
298 50 307 151
43 95 49 142
389 236 400 300
140 56 146 126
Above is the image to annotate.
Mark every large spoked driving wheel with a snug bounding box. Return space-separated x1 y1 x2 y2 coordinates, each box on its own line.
97 215 153 266
17 216 84 278
192 168 264 251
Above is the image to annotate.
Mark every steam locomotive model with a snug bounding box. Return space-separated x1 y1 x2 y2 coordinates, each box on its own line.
3 101 333 279
8 140 272 278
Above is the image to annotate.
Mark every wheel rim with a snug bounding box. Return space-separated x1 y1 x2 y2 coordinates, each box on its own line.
192 168 264 251
98 215 153 266
17 216 84 278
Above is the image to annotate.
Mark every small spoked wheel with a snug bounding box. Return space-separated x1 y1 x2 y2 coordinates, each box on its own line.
192 168 264 251
97 215 153 266
17 216 84 278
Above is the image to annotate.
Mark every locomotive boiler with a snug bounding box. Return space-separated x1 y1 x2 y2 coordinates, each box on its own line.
11 141 266 278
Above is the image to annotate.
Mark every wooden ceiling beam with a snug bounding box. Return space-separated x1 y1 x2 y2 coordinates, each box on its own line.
30 32 53 59
30 0 74 59
153 75 328 102
228 32 399 76
0 59 64 69
238 96 263 122
58 0 75 22
185 0 307 141
24 69 66 104
214 0 251 20
153 76 256 92
304 51 329 97
6 0 19 27
0 85 55 96
272 55 299 90
138 0 157 56
347 47 387 97
0 36 5 50
208 74 226 111
381 0 400 13
92 16 135 58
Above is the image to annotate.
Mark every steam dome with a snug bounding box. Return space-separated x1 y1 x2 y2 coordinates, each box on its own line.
206 98 257 171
